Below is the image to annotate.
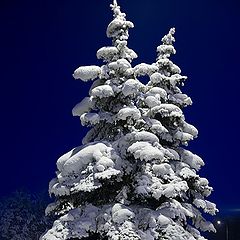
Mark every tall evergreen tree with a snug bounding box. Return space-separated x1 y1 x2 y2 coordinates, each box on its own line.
41 1 217 239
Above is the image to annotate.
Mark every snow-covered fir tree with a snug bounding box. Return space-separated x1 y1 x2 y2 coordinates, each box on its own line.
41 1 217 239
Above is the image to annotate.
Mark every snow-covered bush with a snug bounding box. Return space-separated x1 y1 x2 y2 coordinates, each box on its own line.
41 1 217 239
0 190 53 240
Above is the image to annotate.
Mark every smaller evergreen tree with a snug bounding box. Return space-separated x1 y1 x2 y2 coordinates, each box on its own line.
130 27 219 239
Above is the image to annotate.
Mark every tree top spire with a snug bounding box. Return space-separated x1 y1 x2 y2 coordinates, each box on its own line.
161 27 176 45
110 0 126 19
113 0 118 7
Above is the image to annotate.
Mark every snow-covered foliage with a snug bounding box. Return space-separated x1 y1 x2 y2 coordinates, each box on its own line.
41 1 217 239
73 66 101 81
0 190 53 240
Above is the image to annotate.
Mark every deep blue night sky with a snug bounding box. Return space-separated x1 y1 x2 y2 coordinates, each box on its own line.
1 0 240 213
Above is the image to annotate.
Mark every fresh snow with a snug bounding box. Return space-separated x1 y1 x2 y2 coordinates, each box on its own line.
108 58 132 72
122 79 143 96
73 65 101 81
107 18 134 38
97 46 119 61
72 97 93 116
146 87 167 100
58 143 116 175
112 204 135 224
91 85 115 98
128 142 164 161
133 63 158 76
117 107 141 120
80 112 100 126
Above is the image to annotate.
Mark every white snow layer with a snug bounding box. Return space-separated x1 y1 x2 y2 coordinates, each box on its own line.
80 113 100 126
146 87 167 100
97 46 119 60
169 93 192 107
152 163 174 177
108 58 131 72
128 142 164 161
122 79 144 96
57 143 115 175
157 59 181 75
133 63 158 76
174 131 193 142
145 96 161 108
112 204 135 224
41 205 99 240
147 119 168 135
73 65 101 81
150 72 163 84
91 85 115 98
48 142 125 197
157 44 176 57
107 18 134 38
42 202 206 240
117 107 141 120
151 104 183 118
134 131 159 144
72 97 92 116
182 122 198 137
179 149 204 171
193 199 218 215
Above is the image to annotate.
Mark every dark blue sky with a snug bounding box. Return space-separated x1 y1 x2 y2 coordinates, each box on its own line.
1 0 240 212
